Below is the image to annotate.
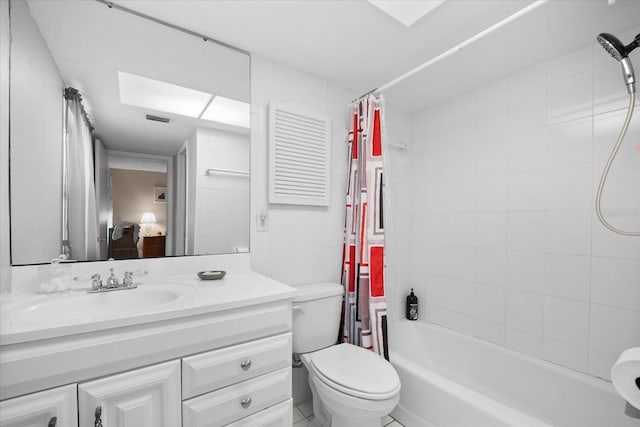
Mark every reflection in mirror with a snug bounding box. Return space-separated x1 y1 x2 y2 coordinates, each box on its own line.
9 0 250 265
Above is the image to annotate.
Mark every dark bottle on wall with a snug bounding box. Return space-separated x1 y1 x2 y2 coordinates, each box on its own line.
406 288 418 320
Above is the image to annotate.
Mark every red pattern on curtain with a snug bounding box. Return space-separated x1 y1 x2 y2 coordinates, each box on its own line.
341 95 388 360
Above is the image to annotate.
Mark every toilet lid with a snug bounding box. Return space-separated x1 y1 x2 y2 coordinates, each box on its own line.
309 344 400 399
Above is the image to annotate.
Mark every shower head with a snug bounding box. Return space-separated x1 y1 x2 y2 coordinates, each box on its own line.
597 33 640 60
597 33 640 94
597 33 627 61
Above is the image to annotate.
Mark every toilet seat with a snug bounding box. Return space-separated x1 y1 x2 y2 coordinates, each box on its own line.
306 344 400 401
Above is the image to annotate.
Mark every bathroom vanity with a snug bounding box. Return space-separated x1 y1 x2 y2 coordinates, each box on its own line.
0 270 297 426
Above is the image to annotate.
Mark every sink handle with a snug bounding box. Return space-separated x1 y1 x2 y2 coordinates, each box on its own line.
91 274 102 290
123 271 134 286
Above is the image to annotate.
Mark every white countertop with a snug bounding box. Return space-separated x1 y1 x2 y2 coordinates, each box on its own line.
0 271 298 346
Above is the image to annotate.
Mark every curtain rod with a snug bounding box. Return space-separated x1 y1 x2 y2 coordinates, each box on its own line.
356 0 549 99
94 0 250 56
351 87 379 104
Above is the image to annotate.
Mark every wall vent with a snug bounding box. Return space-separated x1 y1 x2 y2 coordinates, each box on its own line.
268 103 331 206
145 114 171 123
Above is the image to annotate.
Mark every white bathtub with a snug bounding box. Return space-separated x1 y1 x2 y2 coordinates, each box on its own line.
389 320 635 427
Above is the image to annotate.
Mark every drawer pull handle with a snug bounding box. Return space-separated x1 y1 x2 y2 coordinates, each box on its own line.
94 406 103 427
241 397 252 409
240 359 252 371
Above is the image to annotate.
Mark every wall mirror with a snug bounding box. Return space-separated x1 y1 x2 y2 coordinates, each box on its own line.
9 0 250 265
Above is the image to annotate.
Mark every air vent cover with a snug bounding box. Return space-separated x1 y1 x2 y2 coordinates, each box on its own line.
268 103 331 206
146 114 171 123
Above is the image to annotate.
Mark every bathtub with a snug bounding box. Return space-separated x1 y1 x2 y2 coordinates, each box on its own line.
389 320 635 427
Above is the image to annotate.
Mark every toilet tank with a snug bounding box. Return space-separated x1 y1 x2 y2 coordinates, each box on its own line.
292 282 344 354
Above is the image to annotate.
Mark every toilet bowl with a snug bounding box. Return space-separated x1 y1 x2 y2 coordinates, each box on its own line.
292 283 401 427
301 344 400 427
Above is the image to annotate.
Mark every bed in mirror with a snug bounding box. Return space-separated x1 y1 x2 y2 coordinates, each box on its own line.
9 0 250 265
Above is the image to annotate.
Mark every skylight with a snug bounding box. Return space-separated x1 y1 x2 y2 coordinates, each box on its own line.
118 71 212 118
200 96 250 129
118 71 250 128
368 0 444 27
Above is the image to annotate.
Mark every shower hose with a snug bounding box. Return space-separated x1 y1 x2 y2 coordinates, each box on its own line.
595 92 640 236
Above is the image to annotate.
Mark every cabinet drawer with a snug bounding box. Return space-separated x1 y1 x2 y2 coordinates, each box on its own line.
224 399 292 427
182 367 291 427
182 333 291 399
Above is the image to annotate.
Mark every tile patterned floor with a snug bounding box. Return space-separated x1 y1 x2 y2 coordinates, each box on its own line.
292 399 404 426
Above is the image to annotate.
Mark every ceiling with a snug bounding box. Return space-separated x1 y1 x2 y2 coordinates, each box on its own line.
23 0 640 156
115 0 640 111
26 0 250 156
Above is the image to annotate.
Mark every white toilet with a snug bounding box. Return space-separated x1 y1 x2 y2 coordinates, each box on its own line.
292 282 401 427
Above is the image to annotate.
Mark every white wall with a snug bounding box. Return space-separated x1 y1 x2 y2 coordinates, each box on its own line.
406 28 640 380
193 127 250 255
185 132 198 256
248 54 354 405
249 55 353 286
379 103 414 329
9 0 64 265
0 0 10 293
108 152 168 173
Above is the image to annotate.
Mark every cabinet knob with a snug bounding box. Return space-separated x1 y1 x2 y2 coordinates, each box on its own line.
240 397 252 409
48 417 57 427
240 359 252 371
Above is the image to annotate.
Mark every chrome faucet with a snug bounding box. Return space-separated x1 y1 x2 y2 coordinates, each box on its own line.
106 268 119 288
88 269 137 293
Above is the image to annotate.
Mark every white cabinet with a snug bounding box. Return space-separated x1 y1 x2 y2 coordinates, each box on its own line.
182 332 292 426
182 367 291 427
224 399 293 427
0 384 77 427
78 360 181 427
182 333 292 399
1 298 293 426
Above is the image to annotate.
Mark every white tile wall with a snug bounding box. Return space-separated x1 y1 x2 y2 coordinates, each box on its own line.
505 290 544 335
404 29 640 380
249 55 353 286
248 56 357 405
507 251 545 293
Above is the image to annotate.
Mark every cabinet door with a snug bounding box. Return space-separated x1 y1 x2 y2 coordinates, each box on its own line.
0 384 77 427
78 360 180 427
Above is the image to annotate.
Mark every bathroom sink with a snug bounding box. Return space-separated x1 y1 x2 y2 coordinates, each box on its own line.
4 283 196 325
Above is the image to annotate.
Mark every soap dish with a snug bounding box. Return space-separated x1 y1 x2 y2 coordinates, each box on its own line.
197 270 226 280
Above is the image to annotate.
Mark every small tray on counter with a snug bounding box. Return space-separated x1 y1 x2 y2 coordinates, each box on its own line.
197 270 226 280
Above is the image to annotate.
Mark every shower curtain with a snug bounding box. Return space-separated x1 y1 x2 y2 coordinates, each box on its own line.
341 94 389 360
63 88 99 260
